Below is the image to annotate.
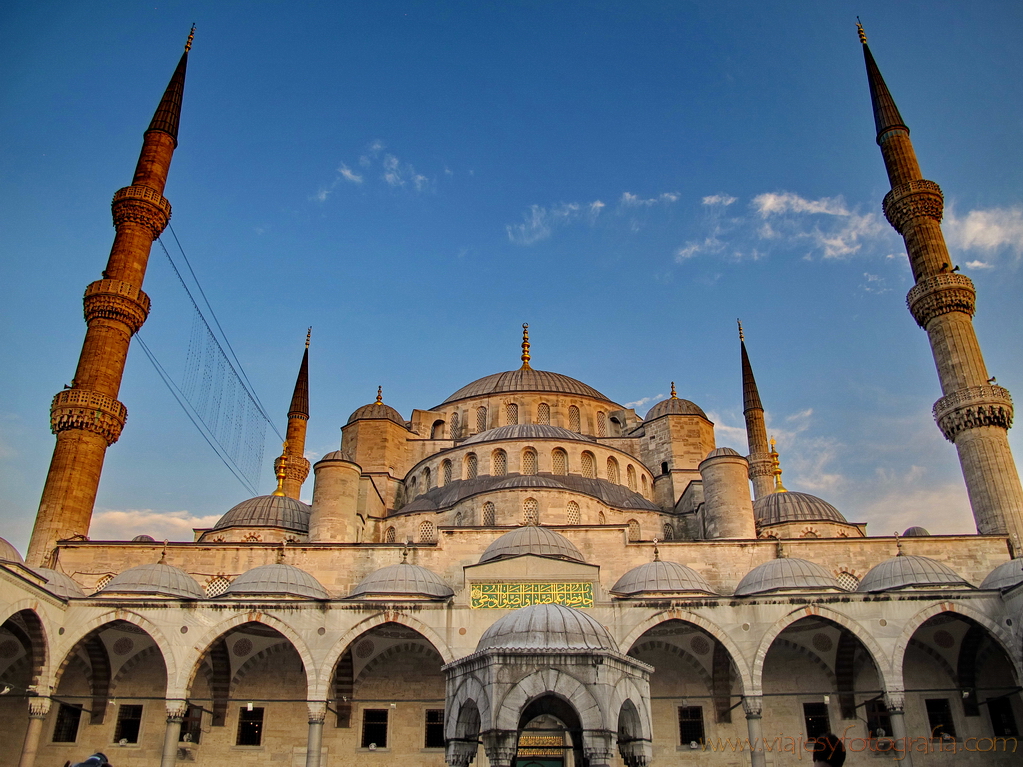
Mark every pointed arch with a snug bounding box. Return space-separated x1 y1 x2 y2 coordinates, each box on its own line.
0 604 50 691
494 668 605 732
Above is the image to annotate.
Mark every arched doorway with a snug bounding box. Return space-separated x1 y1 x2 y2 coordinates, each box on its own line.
515 694 582 767
0 610 47 756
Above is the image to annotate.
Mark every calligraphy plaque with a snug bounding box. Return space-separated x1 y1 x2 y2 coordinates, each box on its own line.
469 581 594 609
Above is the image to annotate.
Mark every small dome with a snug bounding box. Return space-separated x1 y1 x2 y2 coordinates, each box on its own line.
479 526 585 564
902 526 930 537
347 402 406 427
440 369 615 406
463 424 595 444
611 560 715 596
477 603 617 652
214 495 311 532
491 475 566 490
704 447 742 459
734 558 841 596
349 563 453 600
645 397 707 420
858 555 970 593
99 564 204 599
980 559 1023 591
224 564 329 599
132 535 156 542
754 491 847 526
319 449 357 463
0 537 24 563
32 568 85 599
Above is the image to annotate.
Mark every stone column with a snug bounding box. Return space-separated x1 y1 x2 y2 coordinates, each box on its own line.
884 692 915 767
743 696 766 767
17 698 51 767
305 702 326 767
480 730 518 767
582 731 615 767
160 700 187 767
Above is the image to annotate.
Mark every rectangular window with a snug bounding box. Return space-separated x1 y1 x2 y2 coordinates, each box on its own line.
803 702 830 740
361 709 388 749
52 704 83 743
114 704 143 744
179 705 203 744
678 705 705 746
865 699 892 738
925 698 956 740
236 707 264 746
424 709 445 748
988 697 1019 737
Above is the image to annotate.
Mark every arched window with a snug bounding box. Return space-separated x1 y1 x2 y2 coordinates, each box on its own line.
94 574 114 593
661 461 669 475
451 411 460 439
384 527 396 543
596 411 607 437
607 457 620 484
626 464 637 491
627 519 640 541
454 510 462 526
836 572 859 591
465 453 478 479
476 406 488 433
408 476 418 498
419 521 435 543
566 501 580 525
581 451 596 479
662 523 674 541
523 498 539 525
506 403 518 425
492 449 507 476
482 502 495 526
597 511 606 525
205 576 231 598
423 467 432 491
442 460 452 485
430 420 445 439
552 448 568 476
569 405 580 432
537 402 550 425
641 475 648 495
522 448 537 475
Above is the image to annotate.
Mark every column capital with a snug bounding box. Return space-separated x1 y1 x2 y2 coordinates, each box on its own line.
166 699 188 720
306 701 327 724
742 695 763 718
883 691 906 713
27 698 52 718
480 731 518 767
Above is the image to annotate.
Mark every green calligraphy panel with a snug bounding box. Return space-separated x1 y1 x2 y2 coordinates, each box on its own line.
470 582 593 609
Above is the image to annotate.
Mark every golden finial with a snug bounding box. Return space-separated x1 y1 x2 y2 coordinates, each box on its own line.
305 327 312 349
375 386 383 405
670 382 677 399
272 441 288 496
520 323 531 369
769 436 788 493
856 18 867 45
737 318 744 342
185 24 196 53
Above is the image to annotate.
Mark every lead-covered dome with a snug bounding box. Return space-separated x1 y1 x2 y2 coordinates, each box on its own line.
463 424 595 444
479 526 585 564
734 558 842 596
858 555 970 593
98 563 204 599
214 495 311 532
0 537 24 563
981 559 1023 591
754 492 847 526
902 526 930 537
645 396 707 420
347 401 406 427
223 564 329 599
477 603 617 652
440 369 616 406
349 562 453 600
32 568 85 599
611 560 715 596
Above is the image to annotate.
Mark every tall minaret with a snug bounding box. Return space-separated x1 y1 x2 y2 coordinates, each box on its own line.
275 330 312 499
859 24 1023 550
27 30 194 566
739 321 774 500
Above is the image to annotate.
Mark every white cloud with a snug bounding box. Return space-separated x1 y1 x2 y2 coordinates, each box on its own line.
753 192 849 217
620 191 681 207
338 164 363 184
506 201 601 245
965 260 994 270
625 394 663 410
858 475 972 535
675 236 724 262
703 194 737 206
861 272 891 294
945 206 1023 259
90 509 222 542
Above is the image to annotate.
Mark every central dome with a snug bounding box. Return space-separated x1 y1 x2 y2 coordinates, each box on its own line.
463 424 595 444
439 368 617 406
477 603 617 652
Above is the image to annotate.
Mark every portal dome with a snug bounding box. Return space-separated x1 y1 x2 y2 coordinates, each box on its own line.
734 558 841 596
32 568 85 599
214 495 311 532
463 424 595 444
858 555 970 593
349 562 454 600
440 368 615 406
0 537 24 563
980 559 1023 591
611 560 715 596
645 396 707 420
223 564 329 599
477 603 617 652
99 563 204 599
479 526 585 564
753 491 847 526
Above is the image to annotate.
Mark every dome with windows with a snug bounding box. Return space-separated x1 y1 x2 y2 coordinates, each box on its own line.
980 559 1023 591
645 396 708 420
213 495 311 532
477 603 617 652
32 568 85 599
440 368 617 406
349 562 454 600
347 401 406 427
734 558 842 596
753 491 847 526
611 559 716 596
98 563 204 599
463 424 596 444
479 526 585 564
0 536 24 563
858 555 970 593
223 563 329 599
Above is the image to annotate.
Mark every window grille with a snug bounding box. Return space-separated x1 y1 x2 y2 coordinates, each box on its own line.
836 572 859 591
180 705 203 744
678 706 705 746
465 453 478 479
865 699 892 739
423 467 431 491
537 402 550 425
236 707 264 746
93 574 113 593
663 524 674 541
384 527 396 543
205 576 231 598
597 411 607 437
522 449 537 475
450 412 460 439
52 704 82 743
115 704 144 744
607 458 620 484
523 498 539 525
424 709 445 749
569 405 580 432
482 502 496 526
442 460 452 485
361 709 388 749
803 702 831 740
581 452 595 479
506 403 518 424
552 449 567 475
925 699 956 739
627 519 640 541
567 501 580 525
419 521 436 543
627 465 637 491
476 406 488 433
493 450 507 476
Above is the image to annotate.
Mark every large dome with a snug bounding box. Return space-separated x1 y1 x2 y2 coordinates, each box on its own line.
645 396 707 420
347 401 406 427
611 560 716 596
477 603 617 652
439 368 617 406
32 568 85 599
754 491 847 526
980 559 1023 591
463 424 595 444
734 558 841 596
349 562 454 600
479 526 585 564
858 555 970 593
223 564 329 599
214 495 311 532
99 563 204 599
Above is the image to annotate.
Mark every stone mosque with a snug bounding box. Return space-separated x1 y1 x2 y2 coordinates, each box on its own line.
3 23 1023 767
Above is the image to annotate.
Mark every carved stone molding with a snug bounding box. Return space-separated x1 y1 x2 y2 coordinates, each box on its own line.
277 455 312 485
50 388 127 445
446 739 478 767
882 179 943 234
742 695 763 718
166 700 188 721
83 279 151 334
933 385 1014 442
481 731 518 767
28 698 52 718
111 185 172 239
883 691 906 713
747 453 773 479
906 273 976 328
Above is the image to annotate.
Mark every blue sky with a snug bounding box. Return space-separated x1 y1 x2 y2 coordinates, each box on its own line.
2 1 1022 551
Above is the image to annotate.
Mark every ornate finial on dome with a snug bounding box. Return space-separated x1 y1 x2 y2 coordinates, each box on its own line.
520 323 531 369
775 536 785 559
769 437 788 493
272 442 288 496
305 327 311 349
670 382 677 399
375 386 383 405
737 318 744 342
856 17 867 45
160 539 169 563
652 538 660 561
400 542 411 563
894 530 903 556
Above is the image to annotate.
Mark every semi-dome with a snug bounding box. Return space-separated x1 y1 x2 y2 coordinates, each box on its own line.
349 562 453 600
0 537 24 563
645 396 707 420
858 555 970 593
902 526 930 537
214 495 311 532
479 526 585 564
611 560 716 596
754 491 847 526
734 558 842 596
440 368 616 406
980 559 1023 591
223 564 329 599
477 603 617 652
347 401 406 427
32 568 85 599
99 563 204 599
463 424 595 444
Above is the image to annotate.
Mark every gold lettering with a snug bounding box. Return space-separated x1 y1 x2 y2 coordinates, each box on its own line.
470 582 594 608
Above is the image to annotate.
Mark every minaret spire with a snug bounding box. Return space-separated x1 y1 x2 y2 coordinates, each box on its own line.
520 323 531 369
277 330 312 499
27 34 193 565
739 321 774 499
860 27 1023 552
